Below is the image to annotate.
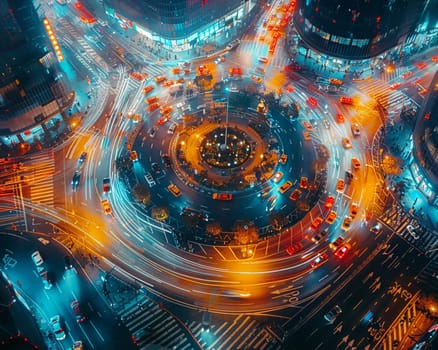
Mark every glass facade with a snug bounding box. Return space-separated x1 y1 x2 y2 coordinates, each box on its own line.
104 0 257 50
412 71 438 202
293 0 427 59
0 0 72 142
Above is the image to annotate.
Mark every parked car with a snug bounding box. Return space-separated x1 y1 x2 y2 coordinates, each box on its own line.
50 315 66 340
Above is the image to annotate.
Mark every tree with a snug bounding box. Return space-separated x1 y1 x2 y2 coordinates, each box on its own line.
233 222 258 245
133 183 150 205
151 207 169 221
206 222 222 236
269 212 287 231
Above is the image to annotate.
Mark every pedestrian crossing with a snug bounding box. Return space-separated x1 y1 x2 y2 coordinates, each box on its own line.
380 203 438 256
380 303 417 350
118 297 282 350
356 79 417 113
24 150 56 207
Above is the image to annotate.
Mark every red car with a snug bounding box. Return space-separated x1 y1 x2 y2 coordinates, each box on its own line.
339 96 353 105
307 97 318 107
336 113 345 123
324 195 335 210
286 242 304 256
157 116 169 125
284 63 301 73
334 243 351 259
310 253 328 268
212 193 233 200
103 178 111 193
309 217 323 232
300 176 309 189
229 67 243 76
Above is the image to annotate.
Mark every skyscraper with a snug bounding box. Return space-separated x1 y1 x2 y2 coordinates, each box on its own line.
104 0 258 50
293 0 428 59
0 0 72 152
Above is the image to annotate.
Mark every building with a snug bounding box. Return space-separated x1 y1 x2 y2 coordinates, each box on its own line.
103 0 259 51
293 0 427 60
0 0 73 155
411 70 438 206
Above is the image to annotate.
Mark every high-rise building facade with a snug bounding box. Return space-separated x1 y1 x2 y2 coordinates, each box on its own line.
293 0 427 59
412 71 438 206
104 0 259 50
0 0 72 151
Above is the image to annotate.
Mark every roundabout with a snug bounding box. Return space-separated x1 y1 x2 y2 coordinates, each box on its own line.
129 88 323 238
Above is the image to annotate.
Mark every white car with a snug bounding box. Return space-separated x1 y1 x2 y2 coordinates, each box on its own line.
50 315 66 341
31 251 44 266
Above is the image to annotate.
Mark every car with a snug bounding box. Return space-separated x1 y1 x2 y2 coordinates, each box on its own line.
303 131 311 141
351 123 361 136
336 179 345 192
302 121 313 130
64 255 73 270
350 203 359 218
251 75 263 84
181 207 208 222
336 113 345 123
310 253 328 268
284 63 301 73
226 39 240 50
148 102 160 112
325 210 337 225
258 57 269 64
101 199 112 215
342 215 353 231
168 184 181 197
130 150 138 161
289 189 302 201
162 154 171 168
307 97 318 107
272 171 283 183
71 300 86 323
279 154 288 164
71 171 81 191
38 268 53 290
324 195 335 210
160 105 174 115
142 85 154 94
339 96 354 105
37 237 50 246
73 341 83 350
322 119 330 129
324 305 342 323
78 152 87 165
309 217 324 232
50 315 66 341
342 137 352 149
154 75 166 83
171 67 182 74
148 126 158 138
157 116 169 125
300 176 309 189
286 242 304 256
146 96 159 105
151 162 161 174
312 229 328 244
279 181 293 194
370 223 382 234
334 243 351 259
103 177 111 193
229 67 243 76
330 236 345 250
212 193 233 200
407 225 420 240
31 251 44 266
350 158 361 171
168 123 177 134
255 67 266 75
389 82 402 90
